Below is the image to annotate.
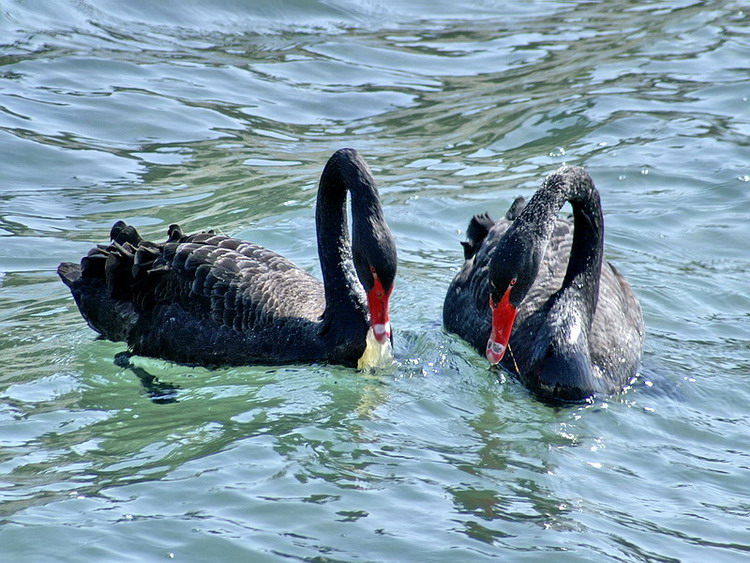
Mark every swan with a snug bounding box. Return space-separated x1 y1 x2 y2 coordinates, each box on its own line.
443 165 644 401
58 148 397 369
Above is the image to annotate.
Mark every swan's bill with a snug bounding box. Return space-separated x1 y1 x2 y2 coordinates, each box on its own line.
372 322 390 341
485 340 505 365
357 327 394 370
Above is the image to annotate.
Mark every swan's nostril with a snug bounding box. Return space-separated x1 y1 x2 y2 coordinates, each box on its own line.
485 340 505 365
372 322 391 342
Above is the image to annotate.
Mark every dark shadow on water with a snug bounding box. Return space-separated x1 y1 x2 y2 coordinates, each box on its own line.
114 351 180 404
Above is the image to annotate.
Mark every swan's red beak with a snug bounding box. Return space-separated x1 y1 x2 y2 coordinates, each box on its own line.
486 288 517 365
367 275 393 344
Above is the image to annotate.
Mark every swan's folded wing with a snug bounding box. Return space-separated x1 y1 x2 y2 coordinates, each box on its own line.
132 234 323 332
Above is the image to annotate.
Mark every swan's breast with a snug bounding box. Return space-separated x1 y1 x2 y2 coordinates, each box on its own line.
567 313 583 345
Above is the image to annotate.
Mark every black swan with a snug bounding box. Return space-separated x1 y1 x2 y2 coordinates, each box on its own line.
443 165 644 402
58 148 397 369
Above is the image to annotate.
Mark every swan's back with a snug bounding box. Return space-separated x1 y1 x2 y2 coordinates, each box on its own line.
444 202 643 396
59 224 333 366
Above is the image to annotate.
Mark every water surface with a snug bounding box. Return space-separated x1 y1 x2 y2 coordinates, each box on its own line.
1 1 749 561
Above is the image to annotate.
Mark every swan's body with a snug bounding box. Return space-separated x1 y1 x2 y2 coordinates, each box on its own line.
59 149 397 368
443 165 643 402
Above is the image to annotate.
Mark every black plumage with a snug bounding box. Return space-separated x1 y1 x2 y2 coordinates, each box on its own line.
59 149 397 367
443 165 644 402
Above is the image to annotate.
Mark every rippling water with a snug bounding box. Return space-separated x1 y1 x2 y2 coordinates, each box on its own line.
2 1 749 561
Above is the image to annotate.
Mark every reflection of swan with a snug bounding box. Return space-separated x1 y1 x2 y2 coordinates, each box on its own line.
58 149 397 368
444 166 644 401
114 352 179 404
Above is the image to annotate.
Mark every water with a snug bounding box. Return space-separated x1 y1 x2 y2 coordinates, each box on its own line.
1 0 749 560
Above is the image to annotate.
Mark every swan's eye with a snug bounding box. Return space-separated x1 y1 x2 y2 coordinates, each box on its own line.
509 278 517 286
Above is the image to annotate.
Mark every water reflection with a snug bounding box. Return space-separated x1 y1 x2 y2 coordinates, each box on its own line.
114 352 180 404
1 0 749 559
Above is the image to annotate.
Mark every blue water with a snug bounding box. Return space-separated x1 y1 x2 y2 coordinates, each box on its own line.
1 1 749 561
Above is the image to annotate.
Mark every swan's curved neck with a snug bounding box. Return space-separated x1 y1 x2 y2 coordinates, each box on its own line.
316 151 381 322
517 166 604 318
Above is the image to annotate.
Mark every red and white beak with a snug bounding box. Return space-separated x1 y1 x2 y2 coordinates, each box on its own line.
366 272 393 344
486 287 518 365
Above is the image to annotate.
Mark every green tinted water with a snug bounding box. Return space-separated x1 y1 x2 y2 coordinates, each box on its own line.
1 1 749 561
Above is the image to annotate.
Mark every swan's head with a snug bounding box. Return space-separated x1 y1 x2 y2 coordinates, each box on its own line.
526 338 599 403
485 224 542 365
323 148 397 347
353 225 397 345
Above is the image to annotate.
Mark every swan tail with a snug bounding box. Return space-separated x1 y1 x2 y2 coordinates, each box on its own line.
461 213 495 259
459 196 527 260
58 259 139 342
57 221 162 342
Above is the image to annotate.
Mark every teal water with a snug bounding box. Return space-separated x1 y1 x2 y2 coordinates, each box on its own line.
2 0 749 561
